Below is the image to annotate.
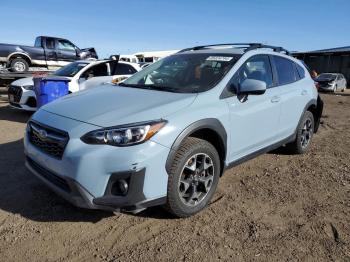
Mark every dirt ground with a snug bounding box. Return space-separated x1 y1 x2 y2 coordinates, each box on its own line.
0 88 349 262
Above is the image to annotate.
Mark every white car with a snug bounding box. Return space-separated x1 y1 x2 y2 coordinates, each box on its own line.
7 60 140 111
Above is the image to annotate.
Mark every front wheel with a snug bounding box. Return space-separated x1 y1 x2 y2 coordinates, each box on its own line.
165 137 220 218
286 111 314 154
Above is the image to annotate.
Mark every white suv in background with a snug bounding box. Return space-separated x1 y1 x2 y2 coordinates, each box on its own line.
7 60 140 111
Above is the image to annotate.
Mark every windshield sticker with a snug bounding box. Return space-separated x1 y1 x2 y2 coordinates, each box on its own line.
206 56 233 62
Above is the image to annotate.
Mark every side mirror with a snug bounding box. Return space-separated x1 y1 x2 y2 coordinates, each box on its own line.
240 79 267 95
78 77 86 84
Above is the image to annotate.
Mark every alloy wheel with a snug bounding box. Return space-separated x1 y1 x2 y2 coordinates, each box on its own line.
300 118 313 149
178 153 214 207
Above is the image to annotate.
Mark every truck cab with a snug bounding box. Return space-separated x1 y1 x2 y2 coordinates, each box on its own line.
34 36 98 67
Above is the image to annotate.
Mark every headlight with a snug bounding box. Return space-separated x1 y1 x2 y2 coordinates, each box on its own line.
22 85 34 90
81 120 167 146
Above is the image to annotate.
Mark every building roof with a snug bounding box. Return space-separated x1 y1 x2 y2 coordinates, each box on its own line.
294 46 350 55
313 46 350 53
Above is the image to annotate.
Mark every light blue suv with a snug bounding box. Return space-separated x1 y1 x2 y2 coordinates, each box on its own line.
24 43 323 217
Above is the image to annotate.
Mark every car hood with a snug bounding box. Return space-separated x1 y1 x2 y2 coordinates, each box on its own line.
11 77 33 86
42 84 197 127
316 78 335 83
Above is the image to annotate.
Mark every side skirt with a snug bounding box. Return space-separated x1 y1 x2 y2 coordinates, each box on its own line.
224 134 296 172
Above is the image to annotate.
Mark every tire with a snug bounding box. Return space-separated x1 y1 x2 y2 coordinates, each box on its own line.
165 137 221 218
10 58 29 72
286 111 314 154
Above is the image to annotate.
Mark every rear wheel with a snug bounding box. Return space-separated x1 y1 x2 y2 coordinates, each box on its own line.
165 137 220 218
10 58 29 72
286 111 314 154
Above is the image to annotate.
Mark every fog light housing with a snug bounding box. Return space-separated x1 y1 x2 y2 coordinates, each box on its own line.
111 179 129 196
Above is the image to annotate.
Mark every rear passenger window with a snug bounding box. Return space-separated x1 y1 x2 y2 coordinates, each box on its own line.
295 63 306 79
274 56 297 85
115 64 137 75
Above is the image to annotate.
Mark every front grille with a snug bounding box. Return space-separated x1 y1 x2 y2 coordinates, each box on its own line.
27 157 71 192
28 121 69 159
8 85 22 103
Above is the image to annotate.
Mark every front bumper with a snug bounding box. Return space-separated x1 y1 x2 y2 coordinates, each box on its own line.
24 111 170 212
8 86 37 111
25 156 166 212
319 86 335 92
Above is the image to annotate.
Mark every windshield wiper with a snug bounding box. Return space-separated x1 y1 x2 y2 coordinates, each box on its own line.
118 83 149 89
143 84 179 93
118 83 178 93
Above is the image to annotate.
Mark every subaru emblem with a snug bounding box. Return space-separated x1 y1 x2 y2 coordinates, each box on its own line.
38 129 48 139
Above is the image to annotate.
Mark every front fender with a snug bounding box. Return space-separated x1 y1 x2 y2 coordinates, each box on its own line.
165 118 227 174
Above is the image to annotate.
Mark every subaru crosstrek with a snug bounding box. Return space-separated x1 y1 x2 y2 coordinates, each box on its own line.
24 43 323 217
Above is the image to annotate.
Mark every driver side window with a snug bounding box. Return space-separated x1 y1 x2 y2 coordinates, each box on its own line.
58 40 76 51
230 55 273 92
81 63 109 79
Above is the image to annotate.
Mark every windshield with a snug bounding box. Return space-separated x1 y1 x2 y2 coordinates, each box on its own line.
121 53 239 93
54 62 89 77
316 73 337 80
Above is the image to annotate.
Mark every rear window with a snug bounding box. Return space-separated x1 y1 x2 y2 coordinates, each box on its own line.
34 37 42 47
274 56 297 85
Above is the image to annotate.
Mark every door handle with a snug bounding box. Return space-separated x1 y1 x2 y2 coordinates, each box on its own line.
301 90 307 96
271 96 281 103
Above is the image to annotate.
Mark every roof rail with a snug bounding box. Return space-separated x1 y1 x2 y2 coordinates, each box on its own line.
178 43 290 55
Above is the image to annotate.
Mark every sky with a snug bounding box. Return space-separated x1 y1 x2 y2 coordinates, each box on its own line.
0 0 349 58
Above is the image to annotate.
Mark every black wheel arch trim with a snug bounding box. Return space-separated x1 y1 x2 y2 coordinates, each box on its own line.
298 96 323 134
165 118 227 175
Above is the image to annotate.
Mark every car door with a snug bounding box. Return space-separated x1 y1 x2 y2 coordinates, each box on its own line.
271 55 306 138
44 38 59 66
78 62 112 90
56 39 77 64
225 55 282 160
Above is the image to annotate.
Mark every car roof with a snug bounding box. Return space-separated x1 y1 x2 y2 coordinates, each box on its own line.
177 43 293 59
74 59 139 67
